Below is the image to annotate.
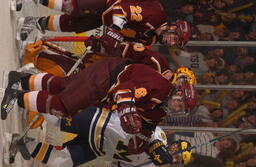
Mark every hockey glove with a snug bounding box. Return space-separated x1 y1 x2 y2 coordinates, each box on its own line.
118 103 142 134
99 26 124 56
84 35 101 52
147 139 173 166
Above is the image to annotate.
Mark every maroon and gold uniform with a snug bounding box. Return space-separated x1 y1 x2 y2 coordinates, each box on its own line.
39 0 167 45
103 0 168 45
20 57 171 125
24 40 170 77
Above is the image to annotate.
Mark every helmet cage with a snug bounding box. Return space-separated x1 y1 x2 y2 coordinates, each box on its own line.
159 27 181 47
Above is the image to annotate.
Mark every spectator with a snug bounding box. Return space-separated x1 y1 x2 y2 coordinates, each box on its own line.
172 131 238 159
169 51 225 77
210 109 224 122
215 71 230 84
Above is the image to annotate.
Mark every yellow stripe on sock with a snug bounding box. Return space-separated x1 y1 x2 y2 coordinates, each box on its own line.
29 75 36 91
24 93 30 112
35 143 49 161
48 0 55 9
48 15 55 31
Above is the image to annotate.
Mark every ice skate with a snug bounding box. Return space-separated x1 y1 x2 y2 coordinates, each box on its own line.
10 0 40 12
7 133 33 164
10 0 23 12
32 0 40 5
1 71 29 120
17 16 46 41
1 88 22 120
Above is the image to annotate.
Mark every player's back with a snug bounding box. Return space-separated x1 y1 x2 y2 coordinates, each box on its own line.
103 0 167 45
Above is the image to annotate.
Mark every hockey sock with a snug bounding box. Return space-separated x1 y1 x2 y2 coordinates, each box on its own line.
29 142 54 163
17 91 25 108
23 91 68 117
28 141 73 165
47 0 63 11
47 15 62 32
40 0 49 6
20 74 31 90
27 73 63 94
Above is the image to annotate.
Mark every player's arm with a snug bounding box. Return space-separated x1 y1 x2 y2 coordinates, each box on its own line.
99 4 128 51
146 127 174 166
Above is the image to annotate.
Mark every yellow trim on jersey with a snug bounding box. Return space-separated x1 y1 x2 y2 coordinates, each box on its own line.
116 97 134 104
113 5 123 9
150 57 161 73
145 22 155 30
121 42 130 58
140 115 151 122
91 109 112 156
94 110 108 155
115 89 132 94
151 98 162 104
102 0 122 25
113 14 126 17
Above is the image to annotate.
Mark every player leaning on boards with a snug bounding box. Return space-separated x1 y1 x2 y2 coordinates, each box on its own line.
7 106 192 167
18 0 191 48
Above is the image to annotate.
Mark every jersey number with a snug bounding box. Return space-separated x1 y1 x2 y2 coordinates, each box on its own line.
113 141 132 162
130 5 143 22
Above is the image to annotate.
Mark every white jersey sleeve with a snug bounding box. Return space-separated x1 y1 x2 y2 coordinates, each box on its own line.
104 121 167 167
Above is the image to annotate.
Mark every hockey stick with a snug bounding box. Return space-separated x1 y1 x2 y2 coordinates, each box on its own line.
66 46 92 76
14 114 40 143
135 127 250 167
7 113 41 163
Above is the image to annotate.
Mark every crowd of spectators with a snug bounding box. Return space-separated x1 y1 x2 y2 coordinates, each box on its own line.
158 0 256 167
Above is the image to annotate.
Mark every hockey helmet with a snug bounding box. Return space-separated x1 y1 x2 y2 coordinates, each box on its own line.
165 83 197 115
171 66 197 85
175 20 192 48
158 20 191 48
168 140 193 166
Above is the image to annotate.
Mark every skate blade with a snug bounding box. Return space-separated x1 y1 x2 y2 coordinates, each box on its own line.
10 0 23 12
3 133 16 165
16 17 25 41
1 92 17 120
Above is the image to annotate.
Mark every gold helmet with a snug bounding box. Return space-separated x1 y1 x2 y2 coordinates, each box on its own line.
180 140 192 165
169 140 193 166
171 66 197 85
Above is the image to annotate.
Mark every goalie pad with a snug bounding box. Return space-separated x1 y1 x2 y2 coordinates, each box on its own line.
23 41 85 77
27 111 45 129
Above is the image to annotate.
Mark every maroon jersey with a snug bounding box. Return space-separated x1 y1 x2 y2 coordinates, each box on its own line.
106 63 171 124
119 42 170 74
103 0 168 45
59 58 171 124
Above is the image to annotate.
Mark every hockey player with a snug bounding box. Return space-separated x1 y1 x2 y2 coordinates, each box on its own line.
18 0 191 47
7 106 192 167
1 56 196 139
23 40 172 77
